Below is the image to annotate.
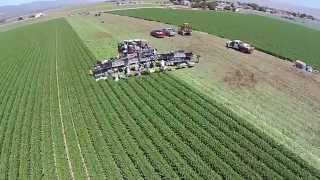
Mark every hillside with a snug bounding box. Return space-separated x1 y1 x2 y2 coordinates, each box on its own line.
0 0 103 20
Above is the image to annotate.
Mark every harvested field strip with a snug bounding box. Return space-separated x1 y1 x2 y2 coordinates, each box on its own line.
0 18 319 179
111 8 320 68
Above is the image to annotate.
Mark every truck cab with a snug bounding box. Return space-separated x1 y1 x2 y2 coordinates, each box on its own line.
226 40 241 49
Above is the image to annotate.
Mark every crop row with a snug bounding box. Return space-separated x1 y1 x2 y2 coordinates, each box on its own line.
152 73 320 179
161 74 320 179
0 43 42 179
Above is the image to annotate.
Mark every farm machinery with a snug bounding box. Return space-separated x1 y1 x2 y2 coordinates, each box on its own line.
91 39 200 81
178 23 192 36
226 40 255 54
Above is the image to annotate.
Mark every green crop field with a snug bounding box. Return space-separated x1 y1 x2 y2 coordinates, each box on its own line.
112 8 320 68
0 17 319 179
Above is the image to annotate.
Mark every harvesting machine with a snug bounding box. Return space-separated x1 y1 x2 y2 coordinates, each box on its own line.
90 39 200 81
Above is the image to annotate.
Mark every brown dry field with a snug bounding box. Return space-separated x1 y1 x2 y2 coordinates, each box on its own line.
67 12 320 168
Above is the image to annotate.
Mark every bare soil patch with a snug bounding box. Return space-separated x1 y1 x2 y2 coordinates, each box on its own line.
224 69 257 89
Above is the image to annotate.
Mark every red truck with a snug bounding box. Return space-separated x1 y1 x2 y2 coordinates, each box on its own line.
150 30 166 38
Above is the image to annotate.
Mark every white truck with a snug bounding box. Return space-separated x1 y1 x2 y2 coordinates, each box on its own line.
295 60 314 73
162 28 177 37
226 40 255 54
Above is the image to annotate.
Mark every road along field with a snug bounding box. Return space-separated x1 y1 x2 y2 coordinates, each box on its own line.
67 12 320 169
0 17 320 178
111 8 320 69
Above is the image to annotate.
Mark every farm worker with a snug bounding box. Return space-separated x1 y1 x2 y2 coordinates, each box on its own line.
123 44 128 51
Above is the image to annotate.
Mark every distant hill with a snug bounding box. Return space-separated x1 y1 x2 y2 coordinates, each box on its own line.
0 1 61 19
0 0 104 20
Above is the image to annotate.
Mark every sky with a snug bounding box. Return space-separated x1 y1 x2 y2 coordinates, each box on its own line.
275 0 320 9
0 0 320 9
0 0 54 6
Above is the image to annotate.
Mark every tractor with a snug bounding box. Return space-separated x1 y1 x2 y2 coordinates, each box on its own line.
91 40 200 81
178 23 192 36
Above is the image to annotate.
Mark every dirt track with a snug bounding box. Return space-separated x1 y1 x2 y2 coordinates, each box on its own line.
67 12 320 168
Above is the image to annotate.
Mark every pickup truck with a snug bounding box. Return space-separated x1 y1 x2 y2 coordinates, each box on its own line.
226 40 255 54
